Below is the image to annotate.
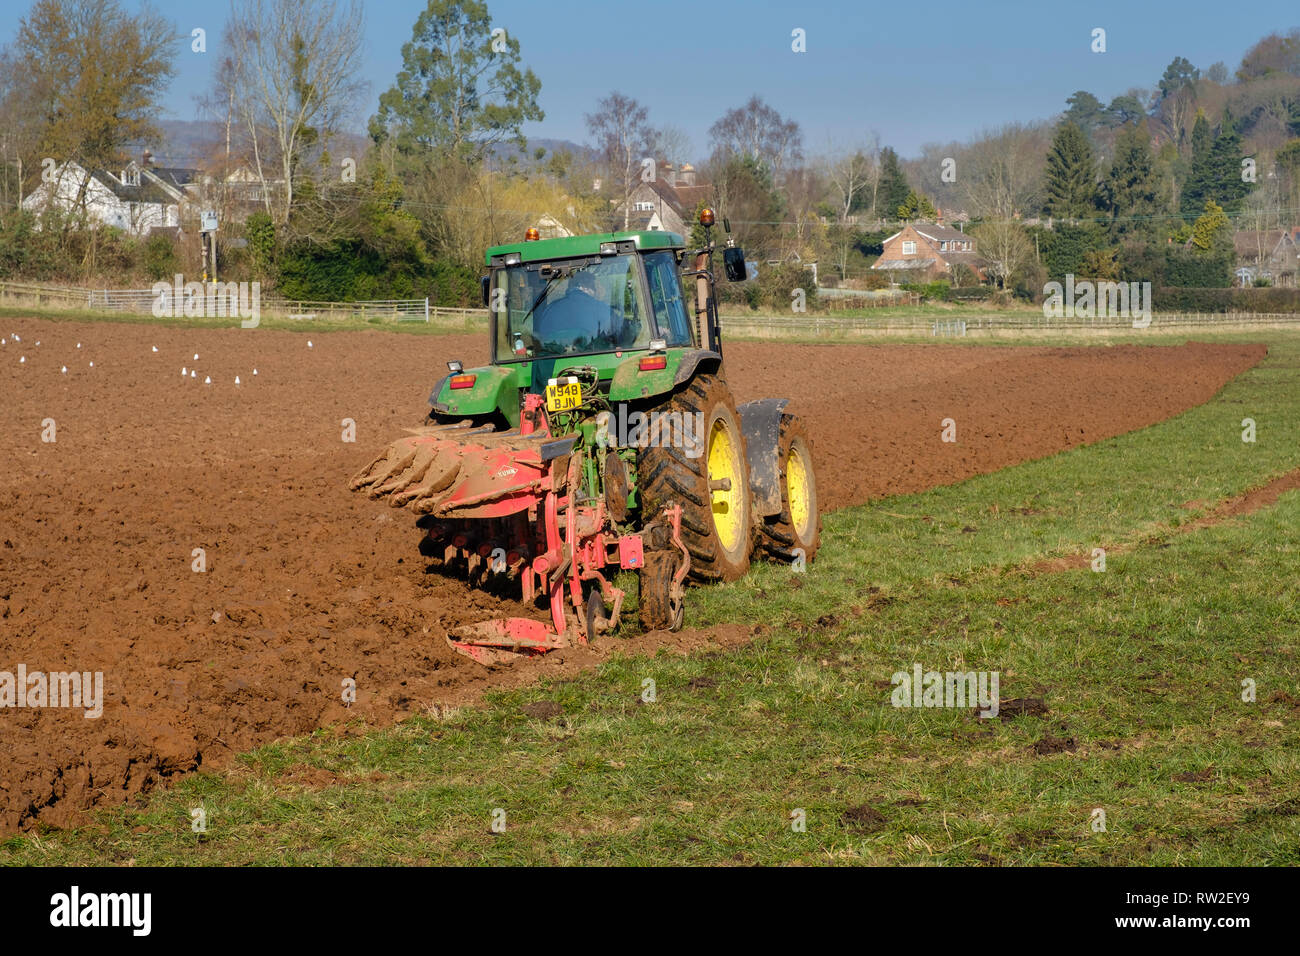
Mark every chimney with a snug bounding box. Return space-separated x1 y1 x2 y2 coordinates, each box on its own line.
679 163 696 187
662 163 676 187
936 206 943 225
141 149 153 167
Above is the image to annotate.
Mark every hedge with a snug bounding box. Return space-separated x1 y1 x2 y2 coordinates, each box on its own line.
1152 286 1300 312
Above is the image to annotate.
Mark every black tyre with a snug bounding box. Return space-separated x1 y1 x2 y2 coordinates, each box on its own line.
638 373 755 582
638 550 685 631
759 413 821 565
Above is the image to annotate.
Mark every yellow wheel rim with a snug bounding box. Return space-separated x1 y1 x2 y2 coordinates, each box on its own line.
708 417 745 555
787 442 812 539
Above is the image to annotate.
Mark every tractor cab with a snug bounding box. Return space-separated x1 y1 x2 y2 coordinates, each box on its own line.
483 231 695 374
436 217 744 425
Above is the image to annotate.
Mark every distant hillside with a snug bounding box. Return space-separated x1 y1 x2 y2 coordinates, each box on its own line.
145 121 590 172
142 119 369 170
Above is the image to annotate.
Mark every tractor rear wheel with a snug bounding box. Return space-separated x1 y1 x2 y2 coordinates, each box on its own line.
759 413 821 564
638 373 754 583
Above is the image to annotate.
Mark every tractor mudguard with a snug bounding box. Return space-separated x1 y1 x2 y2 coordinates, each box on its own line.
672 349 723 387
429 365 520 425
737 398 790 518
608 349 722 402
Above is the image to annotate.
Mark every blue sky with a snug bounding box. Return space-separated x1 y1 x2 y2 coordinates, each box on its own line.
8 0 1300 158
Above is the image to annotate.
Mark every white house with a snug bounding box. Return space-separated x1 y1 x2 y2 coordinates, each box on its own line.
22 159 200 237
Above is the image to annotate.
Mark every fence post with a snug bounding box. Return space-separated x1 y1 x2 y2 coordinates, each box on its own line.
424 297 429 323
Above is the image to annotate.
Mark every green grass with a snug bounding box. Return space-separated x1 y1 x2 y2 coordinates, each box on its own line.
0 303 479 336
3 332 1298 866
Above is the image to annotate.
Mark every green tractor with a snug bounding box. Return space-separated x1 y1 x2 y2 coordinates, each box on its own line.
351 209 820 664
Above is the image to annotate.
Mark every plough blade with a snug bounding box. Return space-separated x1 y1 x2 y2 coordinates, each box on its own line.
351 428 551 519
447 618 569 666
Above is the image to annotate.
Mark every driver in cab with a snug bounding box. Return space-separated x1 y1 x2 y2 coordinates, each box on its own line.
533 270 620 351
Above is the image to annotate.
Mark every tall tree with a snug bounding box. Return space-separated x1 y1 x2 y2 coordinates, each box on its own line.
707 95 803 182
370 0 543 161
584 92 652 230
1064 91 1105 135
1043 121 1097 219
711 154 783 259
13 0 174 180
876 147 910 222
824 137 879 222
1183 113 1252 216
224 0 366 226
961 123 1049 220
1102 122 1160 240
1157 57 1200 149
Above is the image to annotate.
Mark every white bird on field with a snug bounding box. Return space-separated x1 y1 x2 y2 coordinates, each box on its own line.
204 376 211 384
235 376 241 385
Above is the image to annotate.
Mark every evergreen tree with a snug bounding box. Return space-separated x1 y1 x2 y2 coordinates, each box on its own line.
1042 121 1097 219
1204 122 1251 213
876 147 911 221
1182 113 1252 216
1102 122 1160 240
1180 112 1213 217
1064 90 1105 134
1190 198 1231 253
897 190 937 221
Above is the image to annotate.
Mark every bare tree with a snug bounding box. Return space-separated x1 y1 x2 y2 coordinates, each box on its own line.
961 123 1050 220
585 91 652 230
708 95 803 182
222 0 367 226
972 220 1032 289
647 124 694 168
824 135 879 222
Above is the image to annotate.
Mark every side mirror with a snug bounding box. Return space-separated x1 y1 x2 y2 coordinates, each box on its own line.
481 275 491 308
723 246 747 282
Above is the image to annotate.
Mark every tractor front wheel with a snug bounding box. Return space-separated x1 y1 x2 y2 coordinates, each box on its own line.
759 413 822 565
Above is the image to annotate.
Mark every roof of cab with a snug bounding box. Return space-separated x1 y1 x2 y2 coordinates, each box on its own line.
484 230 685 265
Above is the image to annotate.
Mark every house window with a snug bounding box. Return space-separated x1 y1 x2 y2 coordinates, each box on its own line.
634 201 655 212
902 240 916 255
940 241 948 251
123 168 140 187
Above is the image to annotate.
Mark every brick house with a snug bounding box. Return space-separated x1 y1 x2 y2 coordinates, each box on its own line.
872 221 985 282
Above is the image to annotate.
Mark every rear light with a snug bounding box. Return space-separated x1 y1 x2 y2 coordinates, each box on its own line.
449 374 477 389
638 355 667 371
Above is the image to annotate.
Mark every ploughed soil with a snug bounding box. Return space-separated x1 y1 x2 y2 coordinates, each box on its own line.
0 318 1266 832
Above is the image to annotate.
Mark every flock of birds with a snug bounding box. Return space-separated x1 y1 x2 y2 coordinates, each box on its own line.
5 334 318 383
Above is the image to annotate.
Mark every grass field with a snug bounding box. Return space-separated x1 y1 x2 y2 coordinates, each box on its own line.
2 325 1298 866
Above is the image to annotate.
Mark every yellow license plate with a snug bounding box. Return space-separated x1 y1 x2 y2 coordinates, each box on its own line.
545 379 582 412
